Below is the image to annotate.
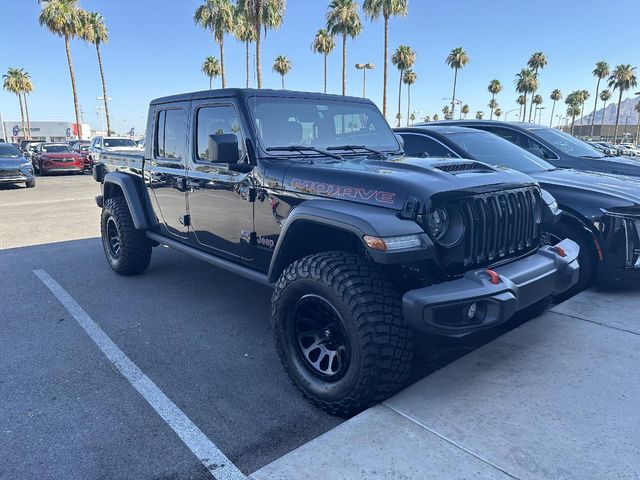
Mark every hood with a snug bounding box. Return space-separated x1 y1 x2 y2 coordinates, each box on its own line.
105 146 143 152
580 156 640 177
0 157 27 169
533 168 640 212
280 155 538 211
42 152 81 159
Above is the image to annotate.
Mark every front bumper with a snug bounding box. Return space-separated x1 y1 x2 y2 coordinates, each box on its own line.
0 175 29 183
403 239 580 336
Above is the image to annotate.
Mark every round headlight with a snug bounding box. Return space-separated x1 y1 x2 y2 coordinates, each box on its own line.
427 207 450 240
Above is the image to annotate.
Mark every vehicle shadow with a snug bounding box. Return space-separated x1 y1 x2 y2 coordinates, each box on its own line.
0 183 25 190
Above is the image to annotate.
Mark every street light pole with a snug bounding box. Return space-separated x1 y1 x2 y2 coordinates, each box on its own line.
504 108 519 122
355 63 374 98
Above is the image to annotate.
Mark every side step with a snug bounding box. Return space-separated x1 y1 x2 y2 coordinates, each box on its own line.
146 231 272 287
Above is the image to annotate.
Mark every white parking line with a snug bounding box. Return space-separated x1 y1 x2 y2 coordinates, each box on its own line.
33 269 246 480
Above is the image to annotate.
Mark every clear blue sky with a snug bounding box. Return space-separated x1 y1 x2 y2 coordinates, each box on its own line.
1 0 638 134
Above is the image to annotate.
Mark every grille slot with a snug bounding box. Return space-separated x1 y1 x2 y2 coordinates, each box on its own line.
435 162 491 173
459 187 541 268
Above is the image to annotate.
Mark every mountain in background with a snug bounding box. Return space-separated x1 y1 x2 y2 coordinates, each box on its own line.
575 95 640 126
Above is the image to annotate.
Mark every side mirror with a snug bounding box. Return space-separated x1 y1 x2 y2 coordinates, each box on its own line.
208 134 239 163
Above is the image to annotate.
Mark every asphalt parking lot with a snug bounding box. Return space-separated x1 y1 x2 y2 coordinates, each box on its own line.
3 175 637 479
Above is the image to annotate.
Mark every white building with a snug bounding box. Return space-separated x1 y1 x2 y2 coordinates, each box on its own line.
2 121 91 142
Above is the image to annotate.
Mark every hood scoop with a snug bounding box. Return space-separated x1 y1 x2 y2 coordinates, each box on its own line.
434 162 493 174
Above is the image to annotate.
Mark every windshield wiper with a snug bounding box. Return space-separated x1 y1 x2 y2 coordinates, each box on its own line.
327 144 388 157
266 145 342 160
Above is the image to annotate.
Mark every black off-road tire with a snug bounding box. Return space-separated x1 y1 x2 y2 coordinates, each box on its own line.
25 178 36 188
101 196 152 276
545 221 597 302
272 251 413 417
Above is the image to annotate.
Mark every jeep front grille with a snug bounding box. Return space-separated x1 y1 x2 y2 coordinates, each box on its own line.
460 187 541 267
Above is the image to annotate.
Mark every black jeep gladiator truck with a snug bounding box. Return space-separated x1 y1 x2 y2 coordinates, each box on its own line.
93 89 579 416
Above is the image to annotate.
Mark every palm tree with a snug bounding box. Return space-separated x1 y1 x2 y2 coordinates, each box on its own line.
423 115 431 122
409 112 416 124
312 29 335 94
589 61 609 137
80 11 112 134
475 111 484 120
326 0 362 96
549 89 562 127
273 55 292 89
565 91 581 135
432 113 439 121
362 0 408 119
3 68 27 139
577 90 590 128
599 89 612 129
488 98 498 119
402 69 416 126
202 56 221 89
527 51 547 122
494 108 502 119
445 47 469 118
19 70 34 139
531 94 543 123
608 64 638 142
233 5 257 88
515 68 537 123
194 0 234 89
635 102 640 143
460 104 469 119
38 0 83 139
516 94 526 120
442 105 450 117
487 79 502 120
391 45 415 126
237 0 285 89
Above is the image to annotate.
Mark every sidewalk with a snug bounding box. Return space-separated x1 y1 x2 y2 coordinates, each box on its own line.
252 287 640 480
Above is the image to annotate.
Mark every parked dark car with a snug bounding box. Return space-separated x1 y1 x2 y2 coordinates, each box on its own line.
396 125 640 294
32 143 84 175
428 120 640 178
92 88 579 415
0 143 36 188
71 140 92 172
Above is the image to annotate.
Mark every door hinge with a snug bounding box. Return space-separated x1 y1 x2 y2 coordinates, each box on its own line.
179 214 191 227
249 231 257 245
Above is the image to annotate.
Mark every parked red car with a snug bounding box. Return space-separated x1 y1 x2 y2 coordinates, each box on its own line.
71 141 92 171
33 143 84 175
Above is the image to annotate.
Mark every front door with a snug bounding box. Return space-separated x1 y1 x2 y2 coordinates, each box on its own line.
147 104 189 238
187 101 254 260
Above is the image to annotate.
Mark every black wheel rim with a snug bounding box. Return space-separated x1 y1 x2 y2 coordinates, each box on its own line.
293 294 350 381
106 217 121 258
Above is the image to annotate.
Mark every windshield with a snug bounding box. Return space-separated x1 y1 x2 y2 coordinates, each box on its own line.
104 138 137 148
43 145 71 153
446 131 555 173
529 127 605 158
0 144 21 157
79 146 89 152
248 96 400 154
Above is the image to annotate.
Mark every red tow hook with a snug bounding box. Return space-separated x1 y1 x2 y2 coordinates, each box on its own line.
553 245 567 257
485 269 500 285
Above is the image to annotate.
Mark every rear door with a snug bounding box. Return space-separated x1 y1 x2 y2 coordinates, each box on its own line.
147 103 190 238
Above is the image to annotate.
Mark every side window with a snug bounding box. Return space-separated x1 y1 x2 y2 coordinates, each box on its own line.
402 134 455 157
479 127 552 159
196 105 246 162
156 109 186 161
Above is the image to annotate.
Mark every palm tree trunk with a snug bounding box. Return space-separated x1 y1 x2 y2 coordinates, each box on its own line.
397 69 403 127
601 100 608 130
451 68 458 118
209 76 212 90
590 78 601 138
519 102 523 120
571 114 576 135
528 68 538 122
406 84 411 126
245 40 250 88
549 100 556 127
17 93 26 140
255 19 262 89
382 15 389 118
323 53 327 94
522 93 527 123
23 93 31 139
613 89 623 143
579 103 585 136
281 75 284 90
341 34 347 96
96 43 112 135
219 37 226 89
636 120 640 144
64 35 82 139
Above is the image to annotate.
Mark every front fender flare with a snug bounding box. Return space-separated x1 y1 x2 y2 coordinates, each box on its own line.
103 172 150 230
267 200 434 282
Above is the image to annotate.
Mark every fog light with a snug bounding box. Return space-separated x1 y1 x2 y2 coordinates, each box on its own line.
465 303 477 320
